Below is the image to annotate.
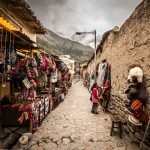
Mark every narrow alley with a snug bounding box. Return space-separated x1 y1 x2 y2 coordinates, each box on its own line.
0 1 150 150
30 80 138 150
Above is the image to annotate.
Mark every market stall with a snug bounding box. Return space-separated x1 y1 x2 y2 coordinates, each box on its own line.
1 44 72 132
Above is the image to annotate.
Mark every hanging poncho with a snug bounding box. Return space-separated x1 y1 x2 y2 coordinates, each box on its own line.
97 62 108 87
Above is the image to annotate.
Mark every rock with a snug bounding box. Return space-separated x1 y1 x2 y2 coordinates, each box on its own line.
62 138 71 145
134 132 143 141
71 134 77 141
57 139 62 145
127 124 135 133
43 142 57 150
129 132 140 144
63 125 68 128
22 133 33 140
123 125 130 133
19 135 29 145
126 144 139 150
71 129 76 133
116 142 123 147
92 136 98 142
114 147 125 150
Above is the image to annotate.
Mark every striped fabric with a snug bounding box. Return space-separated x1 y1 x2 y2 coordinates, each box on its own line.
141 112 149 123
131 99 143 111
130 99 149 123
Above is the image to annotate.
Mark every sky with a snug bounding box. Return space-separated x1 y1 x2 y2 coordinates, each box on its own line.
28 0 142 47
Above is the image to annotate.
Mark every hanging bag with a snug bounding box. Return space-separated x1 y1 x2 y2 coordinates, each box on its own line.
22 78 32 89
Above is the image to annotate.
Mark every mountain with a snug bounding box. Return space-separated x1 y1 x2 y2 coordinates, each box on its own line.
36 29 94 61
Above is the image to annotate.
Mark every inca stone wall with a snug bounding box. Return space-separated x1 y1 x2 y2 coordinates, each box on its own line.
84 0 150 149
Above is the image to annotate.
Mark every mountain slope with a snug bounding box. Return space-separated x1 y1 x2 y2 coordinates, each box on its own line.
37 29 94 61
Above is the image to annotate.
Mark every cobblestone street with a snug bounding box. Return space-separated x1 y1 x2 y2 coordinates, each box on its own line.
30 80 139 150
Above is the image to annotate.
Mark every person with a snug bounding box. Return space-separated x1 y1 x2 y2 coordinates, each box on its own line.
91 82 100 114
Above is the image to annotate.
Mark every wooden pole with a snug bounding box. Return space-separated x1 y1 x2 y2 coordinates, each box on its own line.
139 117 150 150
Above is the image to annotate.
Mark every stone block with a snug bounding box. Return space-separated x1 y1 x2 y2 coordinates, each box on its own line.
129 132 140 144
127 124 135 133
123 125 130 133
134 132 143 141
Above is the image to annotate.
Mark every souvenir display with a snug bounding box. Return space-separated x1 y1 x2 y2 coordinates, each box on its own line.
0 44 72 132
96 59 111 111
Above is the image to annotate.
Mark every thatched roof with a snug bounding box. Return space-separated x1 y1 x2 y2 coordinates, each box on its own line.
1 0 46 34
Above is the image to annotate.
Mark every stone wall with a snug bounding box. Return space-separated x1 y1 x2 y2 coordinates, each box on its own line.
84 0 150 149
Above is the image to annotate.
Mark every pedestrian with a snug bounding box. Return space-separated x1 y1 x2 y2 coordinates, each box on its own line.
91 82 100 114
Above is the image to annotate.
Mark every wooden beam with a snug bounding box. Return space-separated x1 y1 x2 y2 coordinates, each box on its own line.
0 24 34 47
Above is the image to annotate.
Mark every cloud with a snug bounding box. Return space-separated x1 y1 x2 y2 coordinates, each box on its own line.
28 0 142 45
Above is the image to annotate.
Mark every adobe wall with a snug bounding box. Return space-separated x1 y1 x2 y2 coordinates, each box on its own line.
85 0 150 149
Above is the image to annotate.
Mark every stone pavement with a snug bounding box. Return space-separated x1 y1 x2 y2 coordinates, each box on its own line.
30 80 139 150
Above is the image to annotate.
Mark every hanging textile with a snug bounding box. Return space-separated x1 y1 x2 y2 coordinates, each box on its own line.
97 61 108 87
0 49 5 64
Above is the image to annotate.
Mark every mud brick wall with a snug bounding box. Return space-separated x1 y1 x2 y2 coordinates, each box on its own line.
85 0 150 149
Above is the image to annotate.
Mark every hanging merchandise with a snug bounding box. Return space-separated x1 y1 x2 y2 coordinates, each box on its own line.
31 102 39 131
0 39 71 133
10 36 17 65
49 95 53 111
89 71 95 91
45 97 50 116
18 111 30 124
96 59 111 111
0 50 4 64
0 28 5 64
22 78 33 89
41 72 48 85
52 59 56 72
84 72 90 89
33 67 38 78
6 64 11 81
57 70 62 81
97 59 108 87
31 57 37 67
51 69 57 83
5 32 15 81
57 61 66 72
39 99 45 124
61 93 64 100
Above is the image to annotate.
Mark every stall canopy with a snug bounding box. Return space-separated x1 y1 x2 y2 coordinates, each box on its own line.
0 0 46 34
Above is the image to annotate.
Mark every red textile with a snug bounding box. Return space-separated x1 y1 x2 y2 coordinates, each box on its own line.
92 88 99 103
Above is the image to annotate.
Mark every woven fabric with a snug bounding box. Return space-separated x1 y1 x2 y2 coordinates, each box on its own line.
130 99 143 111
